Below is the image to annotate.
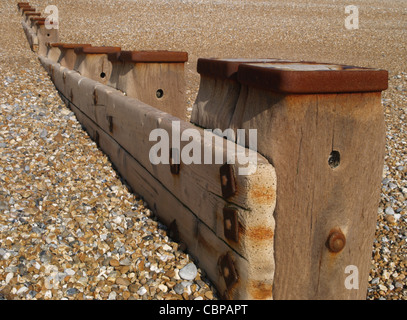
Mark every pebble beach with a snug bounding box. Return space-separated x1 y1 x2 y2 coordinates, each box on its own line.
0 0 406 300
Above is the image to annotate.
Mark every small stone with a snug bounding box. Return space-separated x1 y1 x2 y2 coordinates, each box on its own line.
204 291 214 299
116 277 130 286
39 129 48 139
158 284 168 293
64 268 75 276
119 258 131 266
108 291 117 300
128 284 139 293
110 259 120 267
17 286 28 295
44 290 52 299
137 286 147 296
66 288 79 296
122 291 131 299
5 273 13 284
385 207 395 215
385 215 396 224
179 262 197 281
174 283 184 295
371 277 380 285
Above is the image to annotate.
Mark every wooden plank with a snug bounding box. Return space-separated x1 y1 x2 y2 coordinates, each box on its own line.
39 56 275 218
62 96 269 300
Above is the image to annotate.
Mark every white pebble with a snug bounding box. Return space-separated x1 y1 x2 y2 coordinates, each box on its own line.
158 284 168 293
17 286 28 295
137 286 147 296
5 272 13 284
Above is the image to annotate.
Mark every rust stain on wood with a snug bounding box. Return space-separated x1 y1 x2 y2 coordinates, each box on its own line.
197 229 217 257
248 184 275 205
248 280 273 299
242 226 274 241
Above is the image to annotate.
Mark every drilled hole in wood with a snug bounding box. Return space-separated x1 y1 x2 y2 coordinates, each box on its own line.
156 89 164 99
47 33 50 37
100 72 106 79
328 150 340 168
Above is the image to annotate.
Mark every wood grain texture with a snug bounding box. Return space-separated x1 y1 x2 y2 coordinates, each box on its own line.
190 75 241 131
230 87 385 299
61 94 271 300
116 62 187 120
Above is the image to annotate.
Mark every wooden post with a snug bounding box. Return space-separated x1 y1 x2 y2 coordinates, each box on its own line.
24 12 41 23
44 42 61 62
35 20 59 56
29 17 44 30
57 43 92 69
17 2 31 13
73 46 121 84
107 50 188 120
191 58 288 131
229 61 388 299
21 7 35 16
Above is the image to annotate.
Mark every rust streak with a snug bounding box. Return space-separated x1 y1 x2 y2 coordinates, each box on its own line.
244 226 274 241
248 280 273 300
248 184 275 205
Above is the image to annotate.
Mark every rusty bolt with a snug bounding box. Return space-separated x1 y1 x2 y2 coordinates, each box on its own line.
218 252 238 289
219 163 236 199
327 230 346 253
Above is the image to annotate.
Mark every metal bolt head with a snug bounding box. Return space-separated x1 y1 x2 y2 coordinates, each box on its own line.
327 230 346 253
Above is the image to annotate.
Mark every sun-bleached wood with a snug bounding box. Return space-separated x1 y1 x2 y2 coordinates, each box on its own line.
39 55 277 300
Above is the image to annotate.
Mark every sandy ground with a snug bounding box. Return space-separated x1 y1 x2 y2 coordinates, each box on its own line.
0 0 406 300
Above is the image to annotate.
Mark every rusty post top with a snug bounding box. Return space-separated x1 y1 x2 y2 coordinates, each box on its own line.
46 42 65 48
111 50 188 63
30 18 46 26
24 11 40 15
197 58 290 81
59 43 92 49
18 4 31 9
236 62 388 93
74 46 121 55
22 7 35 12
35 20 47 26
30 17 45 21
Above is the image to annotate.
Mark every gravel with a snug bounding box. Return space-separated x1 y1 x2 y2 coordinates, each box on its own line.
0 0 406 300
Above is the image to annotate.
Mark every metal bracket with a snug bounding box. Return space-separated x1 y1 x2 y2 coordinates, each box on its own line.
219 163 236 199
219 252 239 291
